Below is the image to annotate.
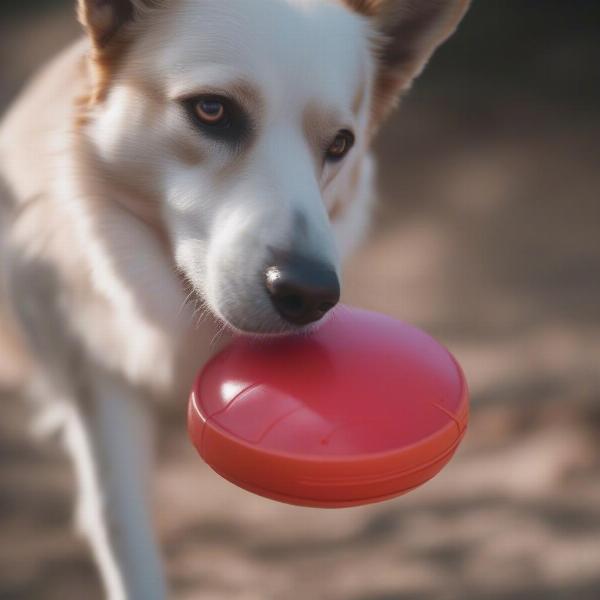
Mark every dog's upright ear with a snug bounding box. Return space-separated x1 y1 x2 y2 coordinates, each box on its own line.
77 0 151 49
76 0 156 103
345 0 470 125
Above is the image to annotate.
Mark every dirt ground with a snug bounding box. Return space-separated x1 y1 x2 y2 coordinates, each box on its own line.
1 3 599 599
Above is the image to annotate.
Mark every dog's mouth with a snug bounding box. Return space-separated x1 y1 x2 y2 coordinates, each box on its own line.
178 273 336 339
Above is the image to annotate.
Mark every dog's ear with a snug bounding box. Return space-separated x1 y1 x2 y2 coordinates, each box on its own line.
77 0 151 49
76 1 156 105
345 0 470 125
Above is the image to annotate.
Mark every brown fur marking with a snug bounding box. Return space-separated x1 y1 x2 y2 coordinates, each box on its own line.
75 1 165 124
329 161 362 221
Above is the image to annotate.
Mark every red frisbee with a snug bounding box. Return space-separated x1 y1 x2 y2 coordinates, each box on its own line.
188 306 468 508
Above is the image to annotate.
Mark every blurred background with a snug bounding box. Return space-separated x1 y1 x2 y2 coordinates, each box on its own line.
1 1 599 599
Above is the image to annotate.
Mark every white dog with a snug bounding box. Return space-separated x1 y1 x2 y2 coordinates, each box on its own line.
0 1 469 597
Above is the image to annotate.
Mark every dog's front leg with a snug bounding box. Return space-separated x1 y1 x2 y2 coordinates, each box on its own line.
62 368 167 600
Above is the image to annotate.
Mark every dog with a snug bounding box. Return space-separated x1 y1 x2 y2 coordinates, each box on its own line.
0 1 470 597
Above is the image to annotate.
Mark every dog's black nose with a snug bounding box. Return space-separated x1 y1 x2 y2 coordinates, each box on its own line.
264 255 340 326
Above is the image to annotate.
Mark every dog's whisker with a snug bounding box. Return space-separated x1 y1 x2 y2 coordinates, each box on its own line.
176 288 196 317
210 320 229 347
193 306 211 329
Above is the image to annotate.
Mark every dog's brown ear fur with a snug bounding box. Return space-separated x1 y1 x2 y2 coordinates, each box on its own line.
76 0 157 104
77 0 157 49
78 0 132 49
344 0 470 126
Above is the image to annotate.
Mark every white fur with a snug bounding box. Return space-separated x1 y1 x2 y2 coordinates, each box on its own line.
94 0 375 333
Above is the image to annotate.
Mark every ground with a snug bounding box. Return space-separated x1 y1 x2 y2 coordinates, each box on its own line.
1 3 599 599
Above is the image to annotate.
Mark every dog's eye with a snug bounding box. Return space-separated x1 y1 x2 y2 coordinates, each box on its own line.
182 95 250 143
194 98 227 126
326 130 355 162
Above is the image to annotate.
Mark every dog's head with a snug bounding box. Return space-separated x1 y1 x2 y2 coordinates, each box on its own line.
78 0 468 334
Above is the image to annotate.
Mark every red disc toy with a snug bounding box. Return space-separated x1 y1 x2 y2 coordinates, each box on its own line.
188 306 468 508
